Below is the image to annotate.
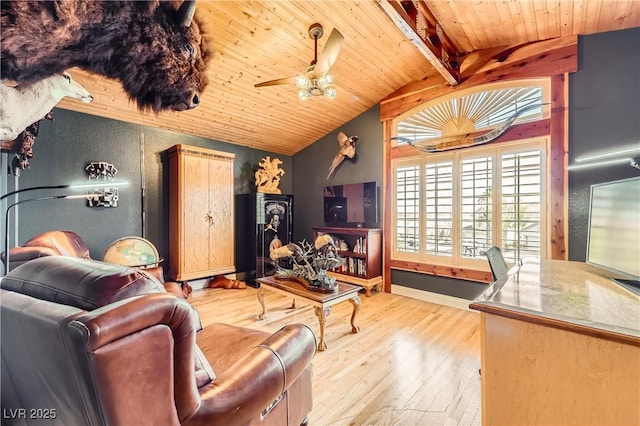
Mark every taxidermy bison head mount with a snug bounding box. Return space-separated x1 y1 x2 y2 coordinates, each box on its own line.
1 0 212 113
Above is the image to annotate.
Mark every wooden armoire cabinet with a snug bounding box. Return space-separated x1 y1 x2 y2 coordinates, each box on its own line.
167 144 236 282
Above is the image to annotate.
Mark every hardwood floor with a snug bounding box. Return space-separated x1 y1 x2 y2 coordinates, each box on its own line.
190 286 482 426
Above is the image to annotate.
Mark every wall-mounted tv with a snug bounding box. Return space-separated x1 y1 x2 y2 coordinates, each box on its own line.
323 181 378 226
587 176 640 295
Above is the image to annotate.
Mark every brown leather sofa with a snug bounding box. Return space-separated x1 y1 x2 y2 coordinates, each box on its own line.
1 230 91 269
0 230 191 298
0 256 316 425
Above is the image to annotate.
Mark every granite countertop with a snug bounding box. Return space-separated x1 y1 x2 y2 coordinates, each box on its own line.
470 258 640 341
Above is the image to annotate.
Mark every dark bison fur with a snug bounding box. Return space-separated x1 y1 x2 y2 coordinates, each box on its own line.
1 0 212 112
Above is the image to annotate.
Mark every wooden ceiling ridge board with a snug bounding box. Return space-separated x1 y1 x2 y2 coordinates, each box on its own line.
379 35 578 122
376 0 463 86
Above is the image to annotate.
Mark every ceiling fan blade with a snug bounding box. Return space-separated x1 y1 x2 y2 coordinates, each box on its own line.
312 28 344 77
331 83 360 103
255 77 295 88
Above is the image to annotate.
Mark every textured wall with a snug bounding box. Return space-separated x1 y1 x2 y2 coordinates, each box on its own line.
568 28 640 261
291 105 384 243
5 109 292 263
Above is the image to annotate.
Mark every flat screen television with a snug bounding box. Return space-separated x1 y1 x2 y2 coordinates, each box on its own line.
324 181 378 226
587 176 640 295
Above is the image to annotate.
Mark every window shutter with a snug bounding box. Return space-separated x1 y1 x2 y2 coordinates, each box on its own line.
425 161 453 256
460 156 493 259
500 150 542 262
395 164 420 253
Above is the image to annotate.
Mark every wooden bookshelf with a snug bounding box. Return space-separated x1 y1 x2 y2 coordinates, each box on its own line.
312 227 382 296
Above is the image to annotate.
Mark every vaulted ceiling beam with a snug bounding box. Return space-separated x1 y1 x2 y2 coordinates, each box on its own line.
376 0 462 86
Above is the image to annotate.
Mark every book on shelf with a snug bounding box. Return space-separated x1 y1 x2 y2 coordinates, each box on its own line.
352 237 366 254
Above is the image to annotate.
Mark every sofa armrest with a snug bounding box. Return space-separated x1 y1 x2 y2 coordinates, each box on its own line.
69 293 201 422
72 293 194 349
184 324 316 426
2 246 60 261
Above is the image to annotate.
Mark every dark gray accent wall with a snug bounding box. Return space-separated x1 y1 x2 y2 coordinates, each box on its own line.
568 27 640 260
390 271 487 300
291 105 384 243
2 109 292 264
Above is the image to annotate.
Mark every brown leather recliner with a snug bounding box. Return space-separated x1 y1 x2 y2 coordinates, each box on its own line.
0 257 316 425
1 230 190 298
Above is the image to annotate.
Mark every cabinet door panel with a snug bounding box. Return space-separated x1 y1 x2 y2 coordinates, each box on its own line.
208 160 234 271
182 154 213 274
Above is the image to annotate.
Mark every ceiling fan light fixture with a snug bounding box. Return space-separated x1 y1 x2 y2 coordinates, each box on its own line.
323 87 337 99
254 23 344 101
298 89 312 100
294 75 310 89
318 73 333 88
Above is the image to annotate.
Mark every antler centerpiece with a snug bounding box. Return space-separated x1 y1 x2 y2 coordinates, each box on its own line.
269 234 345 293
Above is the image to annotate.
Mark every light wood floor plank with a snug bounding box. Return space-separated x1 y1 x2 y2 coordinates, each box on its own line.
190 287 481 425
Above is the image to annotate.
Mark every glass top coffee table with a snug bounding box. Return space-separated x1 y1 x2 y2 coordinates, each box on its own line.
256 275 362 351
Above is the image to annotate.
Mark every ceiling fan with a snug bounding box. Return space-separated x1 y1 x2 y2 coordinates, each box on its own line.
255 23 344 100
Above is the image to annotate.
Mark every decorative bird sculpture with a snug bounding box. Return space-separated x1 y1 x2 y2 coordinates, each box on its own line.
327 131 358 180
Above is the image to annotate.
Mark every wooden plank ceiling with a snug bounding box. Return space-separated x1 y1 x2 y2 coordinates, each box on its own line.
56 0 640 156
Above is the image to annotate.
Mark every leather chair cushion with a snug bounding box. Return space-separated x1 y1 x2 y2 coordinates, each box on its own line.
197 323 271 374
1 256 166 310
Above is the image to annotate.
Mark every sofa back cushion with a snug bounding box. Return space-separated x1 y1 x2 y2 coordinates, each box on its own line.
1 256 165 309
25 230 91 258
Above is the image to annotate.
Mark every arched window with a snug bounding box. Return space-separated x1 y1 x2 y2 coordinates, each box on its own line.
396 79 549 145
391 79 551 269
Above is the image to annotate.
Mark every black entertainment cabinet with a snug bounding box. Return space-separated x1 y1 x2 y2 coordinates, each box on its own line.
235 193 293 287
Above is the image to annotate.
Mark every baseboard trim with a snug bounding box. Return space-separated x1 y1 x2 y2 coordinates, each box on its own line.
391 284 476 312
186 273 242 291
188 278 210 291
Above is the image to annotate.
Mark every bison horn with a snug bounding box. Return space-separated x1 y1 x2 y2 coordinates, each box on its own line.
177 0 196 27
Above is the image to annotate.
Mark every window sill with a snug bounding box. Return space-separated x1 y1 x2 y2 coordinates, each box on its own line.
389 258 492 283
